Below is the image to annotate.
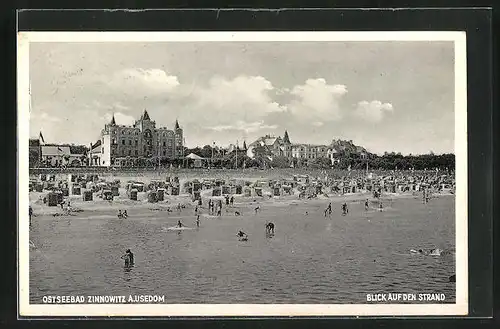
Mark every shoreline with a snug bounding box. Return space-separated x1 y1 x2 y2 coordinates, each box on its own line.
29 189 452 218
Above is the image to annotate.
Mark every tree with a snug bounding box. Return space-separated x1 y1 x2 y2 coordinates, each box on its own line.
310 157 331 169
200 145 213 158
270 156 291 169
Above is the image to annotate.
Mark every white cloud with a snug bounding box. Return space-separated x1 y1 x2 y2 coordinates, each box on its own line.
208 120 278 133
312 121 324 127
193 75 287 124
289 78 348 121
107 68 180 95
103 112 136 126
354 100 394 122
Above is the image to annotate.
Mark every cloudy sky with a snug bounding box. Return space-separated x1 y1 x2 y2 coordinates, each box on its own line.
29 41 455 155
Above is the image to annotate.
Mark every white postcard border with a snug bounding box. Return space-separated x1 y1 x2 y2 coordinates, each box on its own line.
17 31 468 317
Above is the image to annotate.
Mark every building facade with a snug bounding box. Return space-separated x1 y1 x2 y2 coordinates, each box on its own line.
40 145 85 167
89 110 184 167
248 131 368 165
246 130 292 159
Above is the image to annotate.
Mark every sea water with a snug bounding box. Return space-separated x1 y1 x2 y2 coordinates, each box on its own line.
29 195 455 303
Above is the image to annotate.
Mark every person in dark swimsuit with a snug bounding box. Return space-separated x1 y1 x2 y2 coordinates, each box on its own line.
177 220 183 228
121 249 134 266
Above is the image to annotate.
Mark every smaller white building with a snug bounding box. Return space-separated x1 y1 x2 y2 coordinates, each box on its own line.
41 145 84 167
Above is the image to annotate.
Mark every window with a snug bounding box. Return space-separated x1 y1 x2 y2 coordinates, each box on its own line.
135 150 138 156
163 141 166 147
128 150 131 156
128 140 132 145
112 138 117 145
101 147 104 153
122 140 125 145
135 140 138 146
122 149 125 156
163 150 166 156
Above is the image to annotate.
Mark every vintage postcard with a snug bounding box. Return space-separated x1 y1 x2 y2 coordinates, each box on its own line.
18 31 467 317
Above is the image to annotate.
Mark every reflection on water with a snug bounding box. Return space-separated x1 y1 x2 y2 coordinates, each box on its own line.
30 196 455 303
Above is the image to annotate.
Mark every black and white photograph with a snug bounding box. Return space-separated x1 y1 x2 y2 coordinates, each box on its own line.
18 31 467 317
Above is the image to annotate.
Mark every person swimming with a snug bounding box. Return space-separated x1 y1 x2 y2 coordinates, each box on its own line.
379 202 383 211
237 230 247 238
123 210 128 218
177 220 183 228
254 206 260 214
118 210 123 218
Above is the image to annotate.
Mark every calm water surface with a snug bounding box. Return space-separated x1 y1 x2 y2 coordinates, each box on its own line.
30 195 455 303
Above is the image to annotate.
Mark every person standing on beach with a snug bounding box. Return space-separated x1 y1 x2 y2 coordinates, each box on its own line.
195 206 198 215
365 199 369 211
196 215 200 227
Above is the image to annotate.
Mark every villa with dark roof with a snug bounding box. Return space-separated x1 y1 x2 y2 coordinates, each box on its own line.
247 131 368 165
89 110 184 167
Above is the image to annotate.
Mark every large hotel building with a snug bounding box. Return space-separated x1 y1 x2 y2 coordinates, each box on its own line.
89 110 183 167
247 131 368 164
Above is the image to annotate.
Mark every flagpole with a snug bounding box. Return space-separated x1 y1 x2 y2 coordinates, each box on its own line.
212 141 215 169
235 140 238 170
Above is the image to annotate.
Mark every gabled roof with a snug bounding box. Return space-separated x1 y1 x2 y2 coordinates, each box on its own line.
142 109 151 120
175 119 180 129
41 145 71 156
263 137 279 146
186 153 204 160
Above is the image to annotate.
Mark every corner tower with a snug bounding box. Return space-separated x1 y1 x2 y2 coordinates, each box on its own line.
283 130 292 158
174 119 184 158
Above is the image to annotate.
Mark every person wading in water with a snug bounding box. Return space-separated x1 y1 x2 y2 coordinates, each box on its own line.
121 249 134 267
341 202 349 215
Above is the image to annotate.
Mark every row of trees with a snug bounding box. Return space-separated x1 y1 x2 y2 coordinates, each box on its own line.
183 144 455 170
